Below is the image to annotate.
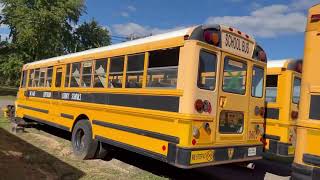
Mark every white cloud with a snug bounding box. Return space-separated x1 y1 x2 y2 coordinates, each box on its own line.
112 22 185 37
205 4 307 38
120 12 129 17
127 5 136 12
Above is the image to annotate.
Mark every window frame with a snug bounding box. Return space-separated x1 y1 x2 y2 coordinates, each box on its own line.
93 58 108 88
125 53 145 88
251 65 265 98
108 56 125 88
80 60 94 88
45 66 53 88
222 56 248 95
20 70 28 88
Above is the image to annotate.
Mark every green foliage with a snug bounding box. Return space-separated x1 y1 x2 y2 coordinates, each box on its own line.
0 0 111 87
74 19 111 52
0 53 24 86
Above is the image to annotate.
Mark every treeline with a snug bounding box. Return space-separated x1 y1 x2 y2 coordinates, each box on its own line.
0 0 110 86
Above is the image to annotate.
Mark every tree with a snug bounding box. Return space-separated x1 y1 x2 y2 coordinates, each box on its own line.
74 20 111 52
0 0 86 61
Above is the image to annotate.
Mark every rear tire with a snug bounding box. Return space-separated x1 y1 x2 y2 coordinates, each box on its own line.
72 120 98 160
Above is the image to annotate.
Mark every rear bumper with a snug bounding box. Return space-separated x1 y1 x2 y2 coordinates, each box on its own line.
265 134 294 157
169 144 263 169
291 163 320 180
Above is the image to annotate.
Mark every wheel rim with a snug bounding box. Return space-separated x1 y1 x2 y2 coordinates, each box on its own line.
75 128 85 151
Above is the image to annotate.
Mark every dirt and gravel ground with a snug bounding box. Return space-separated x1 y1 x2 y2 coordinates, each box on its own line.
0 95 291 180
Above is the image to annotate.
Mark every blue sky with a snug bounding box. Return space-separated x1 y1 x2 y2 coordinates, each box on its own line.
0 0 319 60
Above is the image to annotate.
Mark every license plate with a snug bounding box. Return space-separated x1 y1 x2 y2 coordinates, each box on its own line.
190 150 214 164
288 146 295 155
248 147 257 157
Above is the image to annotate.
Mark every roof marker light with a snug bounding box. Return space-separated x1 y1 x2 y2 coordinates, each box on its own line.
311 14 320 22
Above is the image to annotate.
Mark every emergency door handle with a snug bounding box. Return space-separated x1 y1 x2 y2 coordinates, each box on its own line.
219 96 227 108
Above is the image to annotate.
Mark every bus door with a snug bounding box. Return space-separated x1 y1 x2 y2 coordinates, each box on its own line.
248 63 265 142
52 66 66 125
216 53 249 144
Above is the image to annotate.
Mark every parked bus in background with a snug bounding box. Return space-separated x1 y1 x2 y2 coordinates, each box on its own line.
291 4 320 180
15 24 267 168
264 59 302 158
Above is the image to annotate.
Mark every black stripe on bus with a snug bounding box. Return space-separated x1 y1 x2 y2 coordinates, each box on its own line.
25 90 180 112
265 108 279 119
18 105 49 114
95 135 167 162
303 153 320 166
24 115 69 131
264 134 280 141
60 113 74 120
309 95 320 120
92 120 180 144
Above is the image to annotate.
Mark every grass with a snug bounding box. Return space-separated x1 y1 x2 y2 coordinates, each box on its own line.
0 116 167 180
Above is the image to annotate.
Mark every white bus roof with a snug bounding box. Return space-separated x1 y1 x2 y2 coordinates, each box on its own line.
25 27 194 67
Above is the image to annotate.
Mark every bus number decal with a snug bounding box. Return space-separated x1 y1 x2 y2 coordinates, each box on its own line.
225 33 249 54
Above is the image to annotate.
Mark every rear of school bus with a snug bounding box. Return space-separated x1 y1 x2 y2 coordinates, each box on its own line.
174 25 267 168
291 4 320 179
264 59 302 158
14 24 266 169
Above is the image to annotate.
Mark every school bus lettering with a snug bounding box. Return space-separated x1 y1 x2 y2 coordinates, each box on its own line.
71 93 81 101
15 24 266 169
43 92 52 98
61 92 70 100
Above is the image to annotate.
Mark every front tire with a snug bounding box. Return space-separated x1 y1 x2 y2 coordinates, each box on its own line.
72 120 98 160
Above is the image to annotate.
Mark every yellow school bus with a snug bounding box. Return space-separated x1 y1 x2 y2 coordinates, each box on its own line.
291 4 320 179
265 59 302 158
15 24 267 168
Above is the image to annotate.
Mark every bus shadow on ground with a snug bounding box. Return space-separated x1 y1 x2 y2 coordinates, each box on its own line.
112 148 292 180
0 126 85 180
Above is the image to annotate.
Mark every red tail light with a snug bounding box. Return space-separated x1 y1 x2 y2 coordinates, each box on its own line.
192 139 197 145
195 99 204 113
259 51 267 62
203 100 212 113
291 111 299 119
311 14 320 22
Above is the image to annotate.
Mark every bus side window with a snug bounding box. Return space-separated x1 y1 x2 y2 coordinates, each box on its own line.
65 64 70 87
55 68 63 88
108 56 125 88
266 75 278 102
20 70 27 88
28 69 34 87
33 68 40 87
46 67 53 87
70 63 81 87
147 48 179 88
126 53 144 88
39 68 46 87
94 59 107 88
81 61 93 88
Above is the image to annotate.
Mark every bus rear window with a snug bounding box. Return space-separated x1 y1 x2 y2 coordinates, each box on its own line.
197 50 217 91
147 48 179 88
219 110 244 134
223 58 247 95
266 75 278 102
252 66 264 98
